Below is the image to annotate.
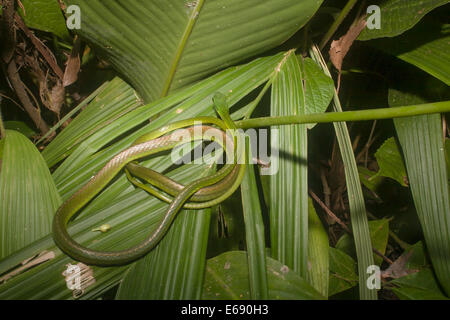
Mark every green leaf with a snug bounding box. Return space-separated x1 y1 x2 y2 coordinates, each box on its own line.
0 163 212 299
18 0 70 40
270 51 309 278
300 58 335 129
240 144 268 300
389 89 450 296
0 130 62 259
0 53 288 299
206 193 246 257
66 0 323 101
445 138 450 179
116 167 213 300
48 53 284 200
358 166 384 192
367 19 450 85
310 45 376 300
387 242 448 299
202 251 325 300
336 219 390 266
374 137 408 187
42 78 142 167
394 23 450 86
328 247 358 297
392 286 449 300
4 121 36 138
358 0 448 41
306 198 329 297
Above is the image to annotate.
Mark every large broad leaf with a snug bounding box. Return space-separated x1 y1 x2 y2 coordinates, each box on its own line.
116 166 213 300
374 137 408 187
306 198 329 297
240 150 269 300
358 0 448 41
336 219 389 266
367 18 450 85
202 251 325 300
270 51 309 278
300 57 335 128
310 46 376 300
17 0 70 40
446 138 450 178
0 53 290 299
48 54 285 200
328 247 358 297
42 78 142 167
268 52 333 281
65 0 323 101
0 163 210 299
389 242 448 300
0 130 61 259
4 121 36 138
389 89 450 296
392 287 449 300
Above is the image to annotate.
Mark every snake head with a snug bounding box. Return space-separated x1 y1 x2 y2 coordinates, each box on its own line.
212 92 228 114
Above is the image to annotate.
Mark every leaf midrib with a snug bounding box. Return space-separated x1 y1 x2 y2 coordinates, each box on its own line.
160 0 206 97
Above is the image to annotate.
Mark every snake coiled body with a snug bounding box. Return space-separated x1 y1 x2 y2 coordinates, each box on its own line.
53 95 245 266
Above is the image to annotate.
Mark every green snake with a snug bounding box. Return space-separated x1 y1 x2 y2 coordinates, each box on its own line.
52 93 246 266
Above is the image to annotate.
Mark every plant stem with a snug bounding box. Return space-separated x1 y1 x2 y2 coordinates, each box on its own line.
0 109 5 139
319 0 360 49
160 0 205 98
243 76 274 119
236 101 450 129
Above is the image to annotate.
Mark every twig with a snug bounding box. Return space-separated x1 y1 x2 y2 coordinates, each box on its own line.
309 189 393 265
355 120 378 164
319 0 360 50
364 120 377 167
0 92 24 111
1 0 49 134
309 189 351 233
6 54 49 133
14 12 64 80
320 167 331 208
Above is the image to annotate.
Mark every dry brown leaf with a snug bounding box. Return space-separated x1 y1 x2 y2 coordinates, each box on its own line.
329 18 367 73
63 55 80 87
381 249 419 279
14 13 64 80
63 36 81 87
38 73 64 117
50 80 65 116
22 49 64 117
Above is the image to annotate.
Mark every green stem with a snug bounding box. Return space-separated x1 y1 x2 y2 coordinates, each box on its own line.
160 0 205 97
236 101 450 129
0 109 5 139
319 0 359 49
243 76 275 119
